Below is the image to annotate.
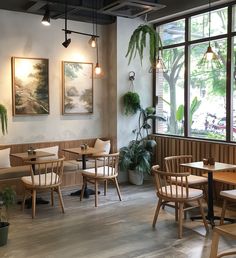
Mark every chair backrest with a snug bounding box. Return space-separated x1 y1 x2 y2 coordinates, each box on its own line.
93 152 119 177
152 165 190 199
164 155 192 173
26 157 65 186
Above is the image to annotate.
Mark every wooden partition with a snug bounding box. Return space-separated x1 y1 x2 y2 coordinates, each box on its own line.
149 134 236 171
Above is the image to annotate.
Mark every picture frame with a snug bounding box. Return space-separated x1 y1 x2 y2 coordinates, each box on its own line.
62 61 93 114
12 57 49 116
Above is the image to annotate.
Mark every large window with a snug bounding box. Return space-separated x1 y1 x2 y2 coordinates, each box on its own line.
155 3 236 142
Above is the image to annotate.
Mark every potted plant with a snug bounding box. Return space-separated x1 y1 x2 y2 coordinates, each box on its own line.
119 106 165 185
123 91 141 115
0 104 8 135
0 187 16 246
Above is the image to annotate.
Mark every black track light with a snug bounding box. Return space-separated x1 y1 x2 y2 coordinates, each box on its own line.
62 38 71 48
41 7 50 26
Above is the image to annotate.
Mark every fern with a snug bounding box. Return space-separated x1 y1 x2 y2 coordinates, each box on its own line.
126 24 162 66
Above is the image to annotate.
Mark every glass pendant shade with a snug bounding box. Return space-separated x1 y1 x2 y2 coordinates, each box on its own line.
149 55 168 73
199 43 222 69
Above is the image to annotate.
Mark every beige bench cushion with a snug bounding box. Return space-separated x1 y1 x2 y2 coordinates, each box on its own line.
0 165 30 180
63 160 79 172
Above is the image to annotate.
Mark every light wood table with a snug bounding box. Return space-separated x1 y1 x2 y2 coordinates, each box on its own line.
63 147 100 197
180 161 236 226
11 151 55 162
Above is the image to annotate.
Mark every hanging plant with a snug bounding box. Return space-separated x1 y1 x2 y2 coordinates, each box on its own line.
0 104 8 135
126 24 162 66
123 91 141 116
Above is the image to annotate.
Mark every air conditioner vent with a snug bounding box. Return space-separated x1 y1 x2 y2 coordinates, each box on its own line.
101 0 166 18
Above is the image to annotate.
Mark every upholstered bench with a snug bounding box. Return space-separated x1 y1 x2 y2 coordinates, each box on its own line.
0 138 114 194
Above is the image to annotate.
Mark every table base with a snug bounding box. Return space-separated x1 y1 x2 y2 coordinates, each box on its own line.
70 187 100 198
18 197 49 209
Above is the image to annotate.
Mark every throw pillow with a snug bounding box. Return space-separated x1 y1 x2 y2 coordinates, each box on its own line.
0 148 11 168
94 139 111 154
35 146 59 160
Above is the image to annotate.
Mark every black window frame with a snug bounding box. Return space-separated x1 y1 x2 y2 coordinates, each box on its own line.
153 2 236 143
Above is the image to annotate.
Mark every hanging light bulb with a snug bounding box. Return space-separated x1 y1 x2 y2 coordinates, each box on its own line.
94 3 101 75
95 63 101 75
88 36 96 48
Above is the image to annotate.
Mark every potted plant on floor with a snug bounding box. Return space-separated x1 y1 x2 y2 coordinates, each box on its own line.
0 187 16 246
119 106 165 185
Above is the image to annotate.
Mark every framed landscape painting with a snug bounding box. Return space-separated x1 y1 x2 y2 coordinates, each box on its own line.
62 61 93 114
12 57 49 115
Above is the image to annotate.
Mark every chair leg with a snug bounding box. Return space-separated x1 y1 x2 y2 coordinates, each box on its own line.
178 202 184 239
22 190 27 211
95 180 98 207
152 198 162 228
198 198 208 232
32 190 36 219
114 178 122 201
51 189 54 206
209 229 220 258
80 177 86 201
220 199 227 225
57 186 65 213
104 180 107 196
175 202 178 221
203 184 208 203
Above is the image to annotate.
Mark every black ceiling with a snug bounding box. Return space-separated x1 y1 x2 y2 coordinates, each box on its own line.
0 0 232 25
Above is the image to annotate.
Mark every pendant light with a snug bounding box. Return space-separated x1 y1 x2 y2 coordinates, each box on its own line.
149 27 167 73
88 4 96 48
41 5 50 26
199 0 222 69
94 3 101 75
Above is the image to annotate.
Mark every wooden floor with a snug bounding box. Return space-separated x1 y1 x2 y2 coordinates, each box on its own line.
0 181 236 258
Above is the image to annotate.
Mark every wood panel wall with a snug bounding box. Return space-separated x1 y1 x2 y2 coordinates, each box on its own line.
149 134 236 171
0 137 115 167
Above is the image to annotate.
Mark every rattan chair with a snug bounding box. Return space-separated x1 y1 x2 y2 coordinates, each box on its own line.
80 153 121 207
210 223 236 258
21 157 65 218
152 165 208 238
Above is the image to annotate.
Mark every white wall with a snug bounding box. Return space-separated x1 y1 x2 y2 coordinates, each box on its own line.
0 10 153 152
0 9 109 144
116 17 153 148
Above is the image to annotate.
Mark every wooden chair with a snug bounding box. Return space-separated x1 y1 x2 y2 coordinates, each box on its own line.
152 165 208 238
164 155 208 189
21 157 65 218
210 223 236 258
164 155 208 219
80 153 121 207
219 189 236 225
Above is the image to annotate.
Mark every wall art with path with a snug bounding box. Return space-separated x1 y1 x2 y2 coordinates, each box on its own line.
12 57 49 115
62 61 93 114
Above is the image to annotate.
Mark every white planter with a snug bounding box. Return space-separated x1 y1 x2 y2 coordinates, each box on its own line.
128 170 144 185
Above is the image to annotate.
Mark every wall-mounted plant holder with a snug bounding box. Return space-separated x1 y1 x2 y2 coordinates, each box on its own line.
129 71 135 81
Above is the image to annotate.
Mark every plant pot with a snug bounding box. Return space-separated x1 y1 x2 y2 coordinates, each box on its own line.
0 222 9 246
128 170 144 185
